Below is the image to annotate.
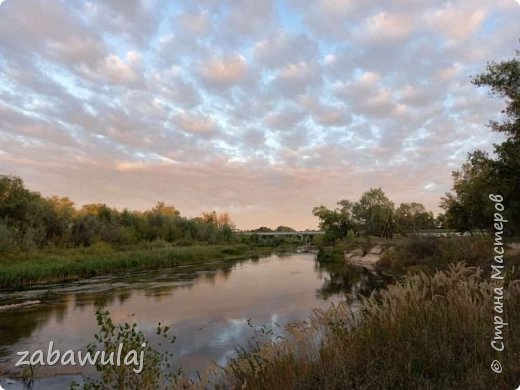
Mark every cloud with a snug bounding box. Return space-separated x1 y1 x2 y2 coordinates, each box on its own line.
357 12 414 43
427 4 487 40
176 112 217 135
177 10 212 36
253 30 319 69
197 55 248 89
272 62 321 96
0 0 518 229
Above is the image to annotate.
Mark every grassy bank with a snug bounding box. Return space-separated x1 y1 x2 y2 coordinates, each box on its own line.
376 236 520 280
317 236 520 281
0 243 276 289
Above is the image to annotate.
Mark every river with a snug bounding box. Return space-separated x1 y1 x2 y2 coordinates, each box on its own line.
0 252 378 389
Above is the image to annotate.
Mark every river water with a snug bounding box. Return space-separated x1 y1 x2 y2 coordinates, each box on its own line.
0 252 377 389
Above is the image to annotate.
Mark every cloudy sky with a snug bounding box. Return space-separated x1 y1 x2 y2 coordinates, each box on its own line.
0 0 519 229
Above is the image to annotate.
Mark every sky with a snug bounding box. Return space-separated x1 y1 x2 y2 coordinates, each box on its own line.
0 0 519 230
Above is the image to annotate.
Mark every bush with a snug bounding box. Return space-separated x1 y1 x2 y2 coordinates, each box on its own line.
72 309 179 390
378 236 497 276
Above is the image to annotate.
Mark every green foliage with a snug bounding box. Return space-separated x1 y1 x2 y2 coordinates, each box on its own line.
312 200 355 243
395 202 435 236
275 225 296 232
0 175 238 253
313 189 417 243
0 175 61 249
352 188 394 237
441 151 497 232
0 221 16 253
71 308 179 390
345 229 356 243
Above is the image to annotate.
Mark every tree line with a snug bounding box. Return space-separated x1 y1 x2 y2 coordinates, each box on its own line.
0 175 236 253
312 188 437 243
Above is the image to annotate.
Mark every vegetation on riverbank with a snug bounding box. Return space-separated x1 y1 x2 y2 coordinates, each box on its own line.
0 175 302 289
76 262 519 389
215 263 520 390
0 243 279 289
377 236 520 279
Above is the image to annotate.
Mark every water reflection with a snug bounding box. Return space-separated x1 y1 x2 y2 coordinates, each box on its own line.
315 260 381 299
0 253 379 384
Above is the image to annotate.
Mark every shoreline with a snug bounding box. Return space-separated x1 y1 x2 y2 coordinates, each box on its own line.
0 244 282 291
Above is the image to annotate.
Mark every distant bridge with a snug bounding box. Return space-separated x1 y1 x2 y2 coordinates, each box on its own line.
239 231 324 241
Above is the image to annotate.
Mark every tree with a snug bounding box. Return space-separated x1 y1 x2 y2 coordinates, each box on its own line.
352 188 394 237
252 226 273 232
441 151 496 231
275 225 296 232
0 175 58 248
395 202 435 236
473 49 520 233
312 200 355 243
150 202 180 217
443 47 520 233
202 211 233 228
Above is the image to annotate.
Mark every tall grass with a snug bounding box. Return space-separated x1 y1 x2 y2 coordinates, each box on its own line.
213 263 520 389
0 244 269 288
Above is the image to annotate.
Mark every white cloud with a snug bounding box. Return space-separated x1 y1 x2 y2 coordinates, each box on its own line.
198 55 247 89
0 0 518 228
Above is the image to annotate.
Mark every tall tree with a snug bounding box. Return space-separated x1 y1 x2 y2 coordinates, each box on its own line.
312 200 355 242
352 188 394 236
443 47 520 233
395 202 435 235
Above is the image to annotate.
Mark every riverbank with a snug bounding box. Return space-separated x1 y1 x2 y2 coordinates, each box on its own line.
0 243 284 289
318 236 520 281
216 263 520 389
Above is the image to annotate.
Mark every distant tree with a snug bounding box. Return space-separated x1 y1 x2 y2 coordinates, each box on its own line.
216 212 233 228
435 213 446 229
395 202 435 235
352 188 394 237
0 175 58 248
80 203 106 216
253 226 273 232
0 176 238 250
71 214 101 246
44 196 76 244
312 200 355 243
275 225 296 232
202 211 233 228
150 201 180 217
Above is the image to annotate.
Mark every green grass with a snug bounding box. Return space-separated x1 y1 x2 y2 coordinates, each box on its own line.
0 243 272 289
